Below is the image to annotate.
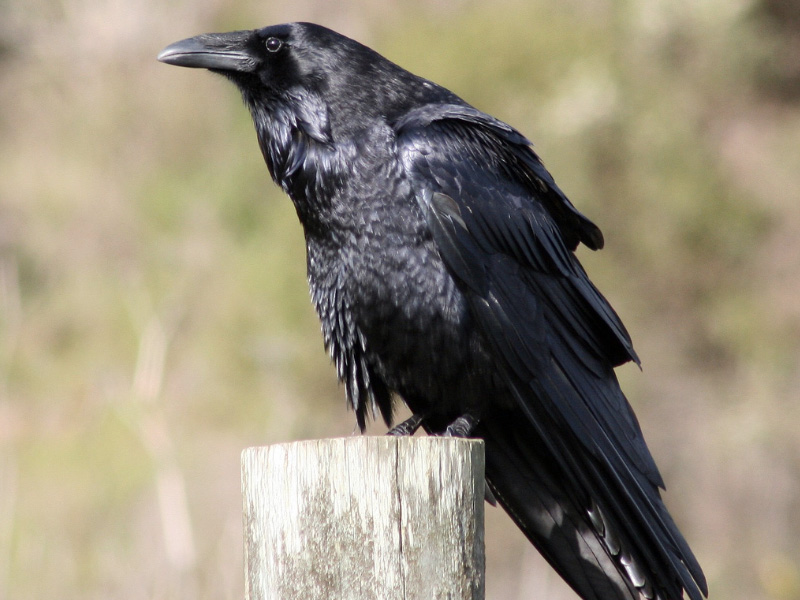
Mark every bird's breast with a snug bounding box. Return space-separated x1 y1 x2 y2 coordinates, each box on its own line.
305 208 499 424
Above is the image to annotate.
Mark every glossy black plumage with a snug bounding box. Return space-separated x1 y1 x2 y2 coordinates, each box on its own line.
158 23 707 600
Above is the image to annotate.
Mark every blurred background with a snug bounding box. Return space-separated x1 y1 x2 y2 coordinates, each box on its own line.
1 0 799 598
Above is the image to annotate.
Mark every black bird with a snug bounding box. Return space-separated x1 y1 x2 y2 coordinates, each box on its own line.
158 23 707 600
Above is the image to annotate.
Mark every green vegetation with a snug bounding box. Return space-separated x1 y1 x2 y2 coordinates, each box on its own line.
1 1 799 598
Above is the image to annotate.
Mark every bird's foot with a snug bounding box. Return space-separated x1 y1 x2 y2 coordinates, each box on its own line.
387 413 425 436
443 414 478 438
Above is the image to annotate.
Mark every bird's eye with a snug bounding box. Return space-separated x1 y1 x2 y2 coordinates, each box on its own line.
265 37 283 53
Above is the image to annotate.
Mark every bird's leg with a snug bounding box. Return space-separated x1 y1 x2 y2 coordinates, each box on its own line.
443 414 479 438
387 413 425 436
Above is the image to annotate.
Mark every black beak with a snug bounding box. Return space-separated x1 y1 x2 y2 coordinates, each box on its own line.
158 31 256 72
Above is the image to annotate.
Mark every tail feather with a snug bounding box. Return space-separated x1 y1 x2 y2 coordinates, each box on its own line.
479 406 706 600
481 415 637 600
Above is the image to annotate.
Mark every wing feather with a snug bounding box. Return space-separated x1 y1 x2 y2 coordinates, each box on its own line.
396 104 707 600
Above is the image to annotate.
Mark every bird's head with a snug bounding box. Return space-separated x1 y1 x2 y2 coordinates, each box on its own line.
159 22 369 188
158 23 455 140
158 24 340 101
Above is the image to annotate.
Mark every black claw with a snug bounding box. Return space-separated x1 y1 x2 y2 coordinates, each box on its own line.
387 413 425 436
443 414 478 438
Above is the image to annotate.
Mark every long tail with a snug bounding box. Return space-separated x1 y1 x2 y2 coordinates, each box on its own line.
478 408 707 600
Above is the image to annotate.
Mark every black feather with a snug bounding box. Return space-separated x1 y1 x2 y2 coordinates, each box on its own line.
159 22 707 600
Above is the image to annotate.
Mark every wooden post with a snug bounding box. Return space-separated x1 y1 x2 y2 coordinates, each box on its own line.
241 436 485 600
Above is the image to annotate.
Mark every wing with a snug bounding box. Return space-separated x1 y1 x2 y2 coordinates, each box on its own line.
396 103 649 467
395 104 706 600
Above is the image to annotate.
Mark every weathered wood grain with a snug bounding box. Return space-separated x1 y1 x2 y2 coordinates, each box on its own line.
242 436 485 600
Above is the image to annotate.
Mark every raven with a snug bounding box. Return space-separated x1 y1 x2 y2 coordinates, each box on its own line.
159 23 707 600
